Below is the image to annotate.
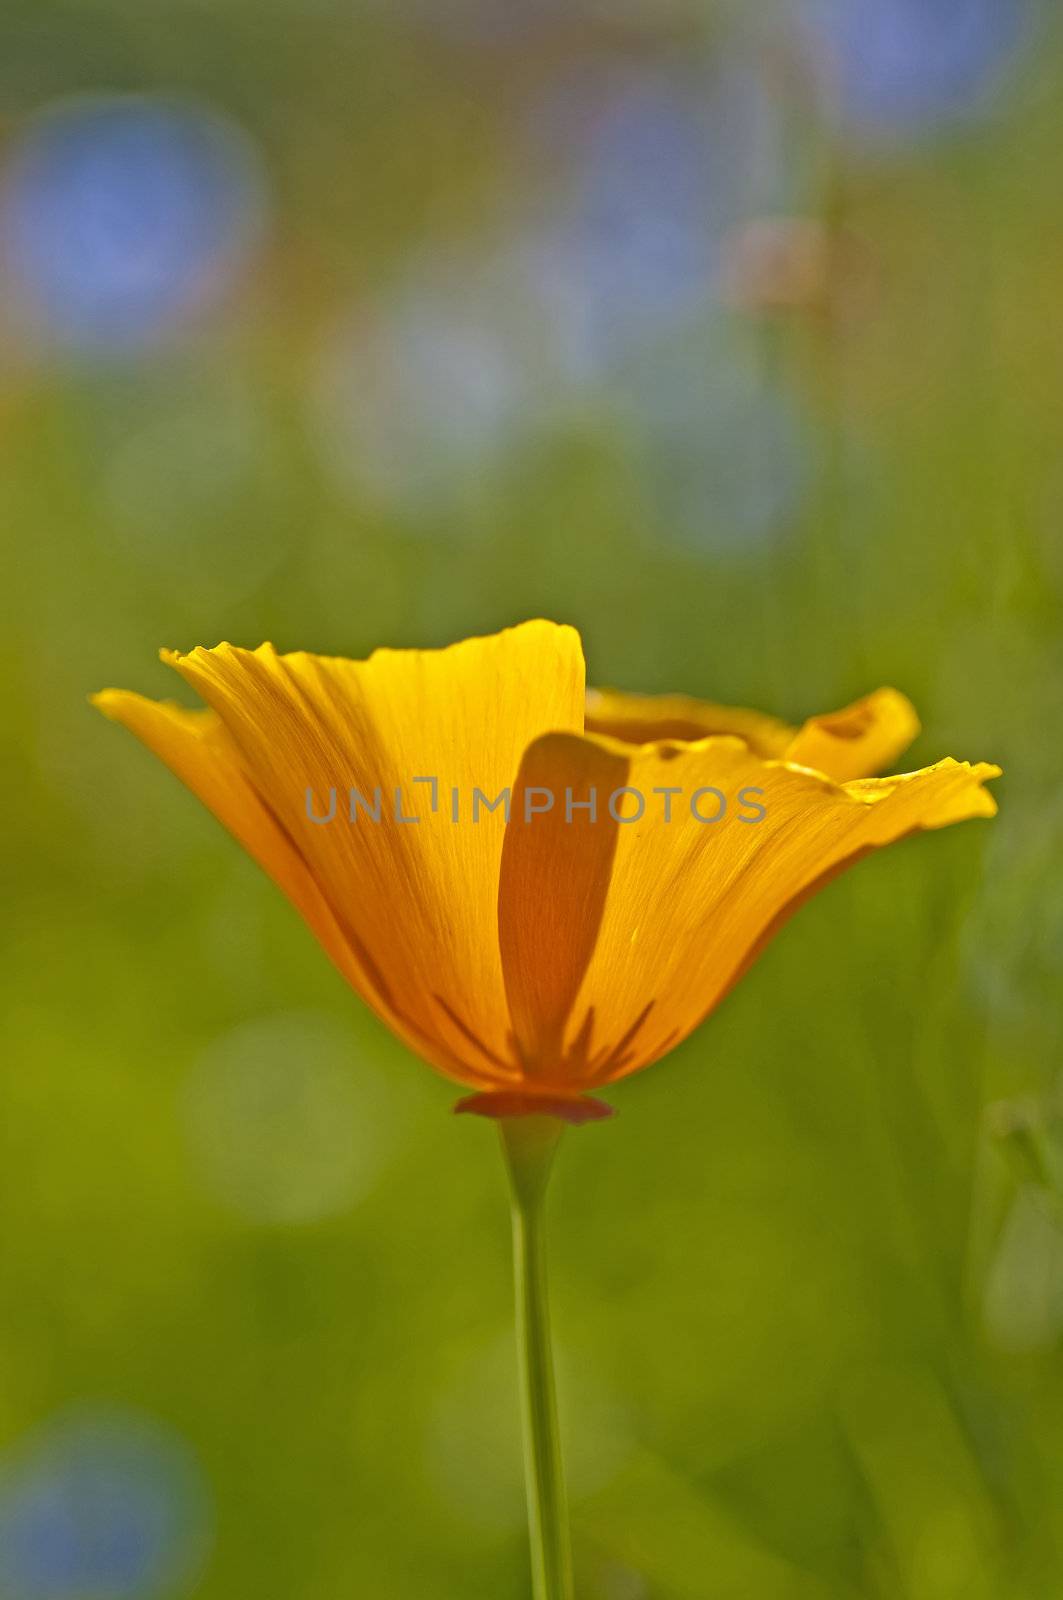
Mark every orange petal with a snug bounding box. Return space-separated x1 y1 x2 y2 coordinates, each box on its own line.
498 731 999 1091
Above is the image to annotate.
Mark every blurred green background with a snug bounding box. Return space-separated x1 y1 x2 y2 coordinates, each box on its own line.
2 1 1062 1596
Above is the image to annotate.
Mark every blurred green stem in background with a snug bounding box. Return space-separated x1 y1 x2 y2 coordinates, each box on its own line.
500 1117 574 1600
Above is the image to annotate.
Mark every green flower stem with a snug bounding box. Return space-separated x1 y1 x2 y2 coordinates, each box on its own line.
499 1117 574 1600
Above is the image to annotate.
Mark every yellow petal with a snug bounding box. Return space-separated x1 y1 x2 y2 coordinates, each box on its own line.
142 621 585 1086
585 685 920 780
91 690 482 1084
784 687 921 781
498 732 999 1090
585 687 793 756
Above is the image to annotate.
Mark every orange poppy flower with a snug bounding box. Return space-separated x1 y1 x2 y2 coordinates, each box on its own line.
93 620 998 1122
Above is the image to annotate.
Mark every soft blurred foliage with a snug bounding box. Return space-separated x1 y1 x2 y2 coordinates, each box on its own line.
2 1 1062 1596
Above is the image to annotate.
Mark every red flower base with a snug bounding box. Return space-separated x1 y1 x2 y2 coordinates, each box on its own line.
454 1092 615 1124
